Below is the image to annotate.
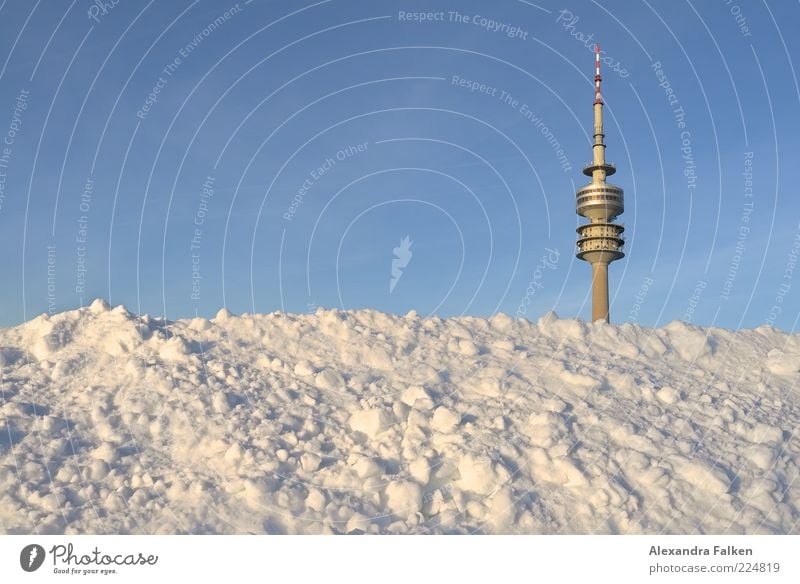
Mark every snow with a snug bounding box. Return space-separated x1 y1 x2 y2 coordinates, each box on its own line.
385 481 423 517
349 408 392 438
0 303 798 534
431 407 460 433
766 349 799 376
655 386 682 405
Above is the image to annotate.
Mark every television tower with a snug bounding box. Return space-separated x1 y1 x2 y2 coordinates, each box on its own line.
576 44 625 322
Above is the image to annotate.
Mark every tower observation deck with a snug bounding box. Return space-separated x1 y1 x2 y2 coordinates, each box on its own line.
575 44 625 322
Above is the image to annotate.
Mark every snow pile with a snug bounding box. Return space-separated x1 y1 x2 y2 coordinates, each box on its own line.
0 300 798 534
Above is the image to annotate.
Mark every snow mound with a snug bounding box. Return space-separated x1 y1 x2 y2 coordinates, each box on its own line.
0 301 798 534
766 349 799 376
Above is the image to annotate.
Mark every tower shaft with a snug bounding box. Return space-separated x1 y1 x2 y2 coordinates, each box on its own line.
591 261 610 323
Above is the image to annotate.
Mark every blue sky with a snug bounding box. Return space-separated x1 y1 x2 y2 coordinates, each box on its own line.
0 0 798 330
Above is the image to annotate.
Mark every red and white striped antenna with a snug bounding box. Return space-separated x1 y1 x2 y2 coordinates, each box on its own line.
594 43 603 105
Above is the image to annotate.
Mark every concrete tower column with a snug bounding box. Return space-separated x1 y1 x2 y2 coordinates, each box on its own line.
591 261 610 323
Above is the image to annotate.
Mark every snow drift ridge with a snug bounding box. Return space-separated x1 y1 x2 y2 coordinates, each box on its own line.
0 300 798 534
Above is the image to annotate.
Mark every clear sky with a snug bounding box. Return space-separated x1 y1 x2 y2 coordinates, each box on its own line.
0 0 798 330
